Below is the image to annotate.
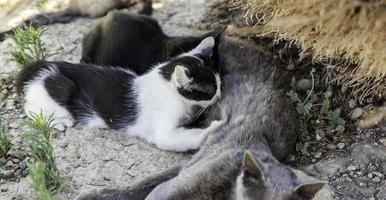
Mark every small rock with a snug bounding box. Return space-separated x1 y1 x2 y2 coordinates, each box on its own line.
0 93 5 100
368 173 373 179
348 99 357 109
372 177 381 183
0 157 6 165
350 107 363 120
296 79 312 91
8 150 25 159
6 160 13 167
12 158 20 164
347 165 357 171
0 186 7 192
379 138 386 146
312 151 322 158
9 122 20 129
337 143 345 149
2 169 14 178
382 162 386 174
13 170 22 179
372 171 384 178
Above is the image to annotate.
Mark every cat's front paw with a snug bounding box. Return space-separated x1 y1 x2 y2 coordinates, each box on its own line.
53 117 75 132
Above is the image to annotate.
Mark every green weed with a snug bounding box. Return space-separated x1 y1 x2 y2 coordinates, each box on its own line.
288 68 346 154
24 112 64 194
0 119 11 157
28 161 55 200
10 26 52 66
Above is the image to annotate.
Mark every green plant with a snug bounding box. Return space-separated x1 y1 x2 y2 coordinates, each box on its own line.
0 119 11 157
35 0 50 10
28 161 55 200
10 26 52 66
24 112 64 194
288 68 346 154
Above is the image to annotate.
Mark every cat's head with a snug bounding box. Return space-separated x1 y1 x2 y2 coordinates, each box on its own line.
160 37 221 107
235 151 326 200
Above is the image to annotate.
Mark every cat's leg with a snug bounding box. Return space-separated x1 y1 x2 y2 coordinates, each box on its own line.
152 120 224 152
75 165 182 200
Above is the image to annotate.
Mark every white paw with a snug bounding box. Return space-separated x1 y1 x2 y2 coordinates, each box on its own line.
53 117 75 132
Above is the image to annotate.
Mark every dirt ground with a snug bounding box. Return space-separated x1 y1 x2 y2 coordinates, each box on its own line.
0 0 385 200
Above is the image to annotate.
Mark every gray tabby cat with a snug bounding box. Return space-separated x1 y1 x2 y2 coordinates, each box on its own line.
76 37 327 200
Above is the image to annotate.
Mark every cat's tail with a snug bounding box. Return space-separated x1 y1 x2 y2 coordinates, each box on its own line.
16 60 51 94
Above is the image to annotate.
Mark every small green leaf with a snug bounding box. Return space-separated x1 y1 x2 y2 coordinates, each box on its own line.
315 129 325 139
335 125 345 134
321 97 330 114
287 90 300 103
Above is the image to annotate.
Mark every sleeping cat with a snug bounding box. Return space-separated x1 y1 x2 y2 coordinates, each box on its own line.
81 10 225 75
17 37 222 152
76 37 329 200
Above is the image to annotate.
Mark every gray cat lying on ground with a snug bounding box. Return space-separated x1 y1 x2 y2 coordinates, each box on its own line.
76 36 329 200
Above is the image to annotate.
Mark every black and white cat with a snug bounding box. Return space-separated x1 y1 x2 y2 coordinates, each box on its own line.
17 37 222 152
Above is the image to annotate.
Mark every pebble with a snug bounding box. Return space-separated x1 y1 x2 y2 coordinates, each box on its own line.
312 151 322 158
348 99 357 109
379 138 386 146
350 107 363 120
12 158 20 164
368 173 374 179
9 122 20 129
6 160 13 167
347 165 357 171
296 79 312 91
2 169 14 178
372 177 381 183
372 171 384 178
0 93 5 100
337 143 345 149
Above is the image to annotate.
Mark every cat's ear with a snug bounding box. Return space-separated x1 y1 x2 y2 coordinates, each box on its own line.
190 37 215 57
167 41 185 59
293 181 326 199
174 65 192 88
243 151 266 182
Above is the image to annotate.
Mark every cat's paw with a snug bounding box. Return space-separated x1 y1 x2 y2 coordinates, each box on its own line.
53 117 75 132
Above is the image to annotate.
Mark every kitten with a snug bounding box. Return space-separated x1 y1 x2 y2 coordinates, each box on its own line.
0 0 152 42
76 37 328 200
81 10 225 75
17 37 222 152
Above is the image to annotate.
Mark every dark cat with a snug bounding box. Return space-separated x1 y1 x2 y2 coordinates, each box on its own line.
0 0 151 42
81 10 225 75
17 37 222 152
76 37 328 200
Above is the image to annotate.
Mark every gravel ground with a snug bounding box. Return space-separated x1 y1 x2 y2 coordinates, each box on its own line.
0 0 385 200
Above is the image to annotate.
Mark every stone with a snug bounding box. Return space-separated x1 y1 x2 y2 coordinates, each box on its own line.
350 107 363 120
337 143 345 149
372 171 384 178
0 93 5 100
368 173 373 179
2 169 14 178
348 99 357 109
347 165 357 171
379 138 386 146
12 158 20 164
312 151 322 158
9 122 20 129
372 177 381 183
296 79 312 91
